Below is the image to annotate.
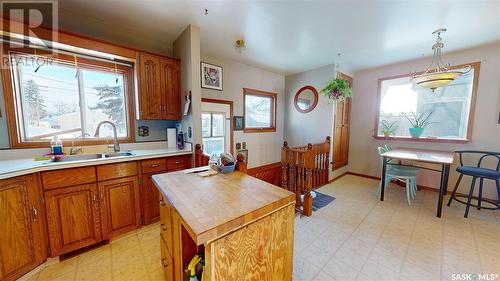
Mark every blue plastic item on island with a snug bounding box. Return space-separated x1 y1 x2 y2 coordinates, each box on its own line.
218 163 236 174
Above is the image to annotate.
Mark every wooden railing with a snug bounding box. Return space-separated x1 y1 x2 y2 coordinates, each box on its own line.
194 144 210 167
281 136 330 216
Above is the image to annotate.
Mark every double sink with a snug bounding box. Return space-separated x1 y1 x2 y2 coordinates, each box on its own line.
53 152 134 162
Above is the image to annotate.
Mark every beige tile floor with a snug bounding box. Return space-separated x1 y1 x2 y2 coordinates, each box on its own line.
20 175 499 281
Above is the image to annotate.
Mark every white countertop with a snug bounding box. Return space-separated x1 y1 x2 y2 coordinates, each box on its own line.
0 147 192 180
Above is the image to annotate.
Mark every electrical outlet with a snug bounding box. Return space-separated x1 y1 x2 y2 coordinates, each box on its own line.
138 126 149 137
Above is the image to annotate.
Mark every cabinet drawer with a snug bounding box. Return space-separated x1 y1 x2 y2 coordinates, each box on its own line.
42 167 96 190
160 195 173 255
160 235 174 281
141 158 167 174
97 162 137 181
166 155 191 171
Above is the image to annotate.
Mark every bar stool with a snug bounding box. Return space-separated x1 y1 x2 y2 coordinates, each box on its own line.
447 150 500 218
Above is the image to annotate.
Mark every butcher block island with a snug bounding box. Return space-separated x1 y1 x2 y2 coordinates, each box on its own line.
152 170 296 281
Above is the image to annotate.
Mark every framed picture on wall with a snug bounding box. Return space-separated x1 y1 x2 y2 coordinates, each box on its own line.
201 62 223 91
234 116 244 131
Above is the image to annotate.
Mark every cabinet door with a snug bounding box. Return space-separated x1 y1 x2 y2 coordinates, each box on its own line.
160 58 181 120
142 173 160 225
0 175 46 280
45 184 102 256
99 176 140 239
138 53 162 120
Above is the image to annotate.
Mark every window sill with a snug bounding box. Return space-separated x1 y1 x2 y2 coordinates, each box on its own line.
244 128 276 133
372 135 470 144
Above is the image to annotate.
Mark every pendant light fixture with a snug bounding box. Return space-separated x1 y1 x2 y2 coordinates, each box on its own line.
410 28 470 91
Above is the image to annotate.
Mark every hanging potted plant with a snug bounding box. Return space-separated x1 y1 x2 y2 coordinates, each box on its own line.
402 111 436 138
320 77 353 102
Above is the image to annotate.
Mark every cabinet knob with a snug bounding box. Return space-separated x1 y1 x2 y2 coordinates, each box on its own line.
160 199 166 206
161 258 169 267
151 164 160 168
161 223 168 231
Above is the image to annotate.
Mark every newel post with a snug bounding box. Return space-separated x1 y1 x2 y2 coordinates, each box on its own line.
303 143 314 216
281 141 289 190
235 153 247 173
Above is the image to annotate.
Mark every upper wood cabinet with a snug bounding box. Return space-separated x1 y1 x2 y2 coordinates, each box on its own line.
137 52 181 120
45 183 102 256
0 174 47 280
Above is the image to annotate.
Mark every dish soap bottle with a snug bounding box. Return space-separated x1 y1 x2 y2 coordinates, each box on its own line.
50 136 63 155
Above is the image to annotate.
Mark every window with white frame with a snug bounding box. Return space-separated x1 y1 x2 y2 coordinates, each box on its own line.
8 50 132 143
376 63 479 141
201 112 225 156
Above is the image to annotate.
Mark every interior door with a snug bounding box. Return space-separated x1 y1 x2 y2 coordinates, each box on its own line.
332 73 352 171
45 183 102 256
99 176 140 238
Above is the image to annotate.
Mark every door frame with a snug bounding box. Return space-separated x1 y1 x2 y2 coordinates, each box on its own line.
201 98 234 155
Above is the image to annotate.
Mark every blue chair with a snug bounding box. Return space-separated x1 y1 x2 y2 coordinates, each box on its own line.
376 145 419 205
447 151 500 218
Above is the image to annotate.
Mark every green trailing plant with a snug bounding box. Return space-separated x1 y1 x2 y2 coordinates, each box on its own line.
402 111 437 128
320 77 353 102
379 120 398 137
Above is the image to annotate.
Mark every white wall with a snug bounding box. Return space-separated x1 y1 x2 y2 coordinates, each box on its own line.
173 25 202 146
200 55 285 168
349 42 500 199
284 64 354 180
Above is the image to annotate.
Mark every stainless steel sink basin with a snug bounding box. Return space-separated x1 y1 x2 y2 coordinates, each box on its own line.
104 152 134 158
53 154 103 162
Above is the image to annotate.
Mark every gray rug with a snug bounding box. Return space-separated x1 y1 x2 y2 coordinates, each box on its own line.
312 192 336 211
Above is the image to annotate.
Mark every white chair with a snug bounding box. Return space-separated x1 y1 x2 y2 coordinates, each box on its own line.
376 145 419 205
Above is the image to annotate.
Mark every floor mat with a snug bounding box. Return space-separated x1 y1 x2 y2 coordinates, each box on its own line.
312 191 336 211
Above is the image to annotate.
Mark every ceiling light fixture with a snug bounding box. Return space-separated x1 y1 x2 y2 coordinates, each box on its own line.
234 39 246 53
410 28 470 92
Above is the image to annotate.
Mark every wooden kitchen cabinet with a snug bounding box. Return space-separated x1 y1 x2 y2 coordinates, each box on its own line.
137 52 161 120
160 57 181 120
45 183 102 256
142 174 161 225
98 176 141 238
137 52 181 120
0 174 47 280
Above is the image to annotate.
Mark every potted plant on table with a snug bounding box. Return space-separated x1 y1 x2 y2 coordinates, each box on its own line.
402 111 436 138
320 77 353 102
379 120 398 138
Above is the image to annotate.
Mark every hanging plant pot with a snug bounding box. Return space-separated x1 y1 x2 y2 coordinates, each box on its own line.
320 77 353 102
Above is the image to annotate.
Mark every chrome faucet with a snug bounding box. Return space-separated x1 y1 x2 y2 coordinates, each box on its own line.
70 133 91 155
94 121 120 153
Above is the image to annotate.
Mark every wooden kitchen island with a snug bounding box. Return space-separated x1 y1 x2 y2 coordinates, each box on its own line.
152 170 295 281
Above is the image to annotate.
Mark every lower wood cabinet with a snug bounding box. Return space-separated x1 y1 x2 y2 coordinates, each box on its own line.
0 174 47 281
160 235 174 281
142 173 161 224
45 184 102 256
99 176 141 238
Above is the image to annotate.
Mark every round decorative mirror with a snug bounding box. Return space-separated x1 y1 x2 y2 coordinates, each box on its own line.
294 86 318 113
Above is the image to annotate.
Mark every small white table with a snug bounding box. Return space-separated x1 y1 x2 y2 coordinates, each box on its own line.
380 148 455 217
